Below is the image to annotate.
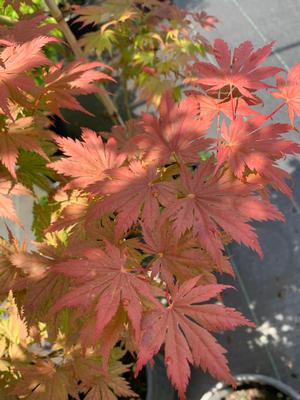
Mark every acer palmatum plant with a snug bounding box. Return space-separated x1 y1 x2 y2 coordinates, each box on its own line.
0 1 299 399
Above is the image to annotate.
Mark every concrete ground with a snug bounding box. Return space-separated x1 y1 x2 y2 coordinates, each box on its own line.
172 0 300 398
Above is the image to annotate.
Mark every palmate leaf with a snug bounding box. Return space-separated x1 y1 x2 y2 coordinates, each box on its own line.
0 36 57 117
73 347 137 400
130 220 233 288
0 230 27 298
0 116 55 179
188 39 282 101
10 359 76 400
0 12 56 45
73 0 136 27
192 11 219 31
39 61 114 120
87 160 176 238
217 117 300 196
9 341 136 400
8 242 72 330
272 61 300 125
49 128 126 190
138 76 175 107
185 90 261 122
136 277 255 400
101 119 144 158
137 92 213 164
79 29 118 56
51 241 161 343
160 158 284 263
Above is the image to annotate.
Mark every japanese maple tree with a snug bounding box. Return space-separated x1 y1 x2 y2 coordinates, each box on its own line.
0 1 299 399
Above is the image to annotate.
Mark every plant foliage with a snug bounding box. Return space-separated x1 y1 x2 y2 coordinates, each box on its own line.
0 1 299 399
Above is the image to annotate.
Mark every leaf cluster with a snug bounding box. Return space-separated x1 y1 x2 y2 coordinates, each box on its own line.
0 1 299 400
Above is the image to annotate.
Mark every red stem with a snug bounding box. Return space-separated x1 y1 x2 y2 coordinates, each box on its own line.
217 111 221 150
265 102 285 120
165 286 171 306
230 84 236 120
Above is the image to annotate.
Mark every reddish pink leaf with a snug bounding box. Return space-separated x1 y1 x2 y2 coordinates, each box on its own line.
39 60 114 120
136 92 213 164
160 159 284 263
0 36 56 116
51 242 160 342
187 39 282 101
136 277 254 400
192 11 218 31
87 161 176 237
217 117 299 195
272 62 300 125
49 128 126 189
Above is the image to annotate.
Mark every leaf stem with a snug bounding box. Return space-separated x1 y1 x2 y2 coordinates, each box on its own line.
230 84 236 120
265 102 285 120
217 111 221 149
165 286 171 306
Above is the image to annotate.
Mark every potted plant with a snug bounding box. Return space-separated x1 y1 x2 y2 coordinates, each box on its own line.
0 1 300 399
201 374 300 400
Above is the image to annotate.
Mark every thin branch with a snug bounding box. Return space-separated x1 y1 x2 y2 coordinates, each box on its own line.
44 0 124 126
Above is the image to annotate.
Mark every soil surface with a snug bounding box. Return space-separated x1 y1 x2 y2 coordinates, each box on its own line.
223 383 293 400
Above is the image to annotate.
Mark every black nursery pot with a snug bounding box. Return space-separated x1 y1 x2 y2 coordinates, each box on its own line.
146 353 175 400
200 374 300 400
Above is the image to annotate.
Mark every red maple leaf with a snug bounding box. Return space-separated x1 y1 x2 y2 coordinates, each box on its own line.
136 277 254 400
0 116 54 178
101 119 144 158
161 159 284 262
39 60 114 120
0 13 56 46
132 221 233 288
49 128 126 189
7 240 77 329
216 117 299 195
87 160 176 237
136 92 213 164
0 36 56 117
272 62 300 125
187 39 282 101
192 11 219 31
185 90 261 122
51 242 160 342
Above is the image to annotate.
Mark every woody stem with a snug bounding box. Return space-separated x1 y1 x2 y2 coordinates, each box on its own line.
44 0 124 127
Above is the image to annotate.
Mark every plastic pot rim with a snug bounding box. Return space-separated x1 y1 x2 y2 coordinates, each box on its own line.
200 373 300 400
